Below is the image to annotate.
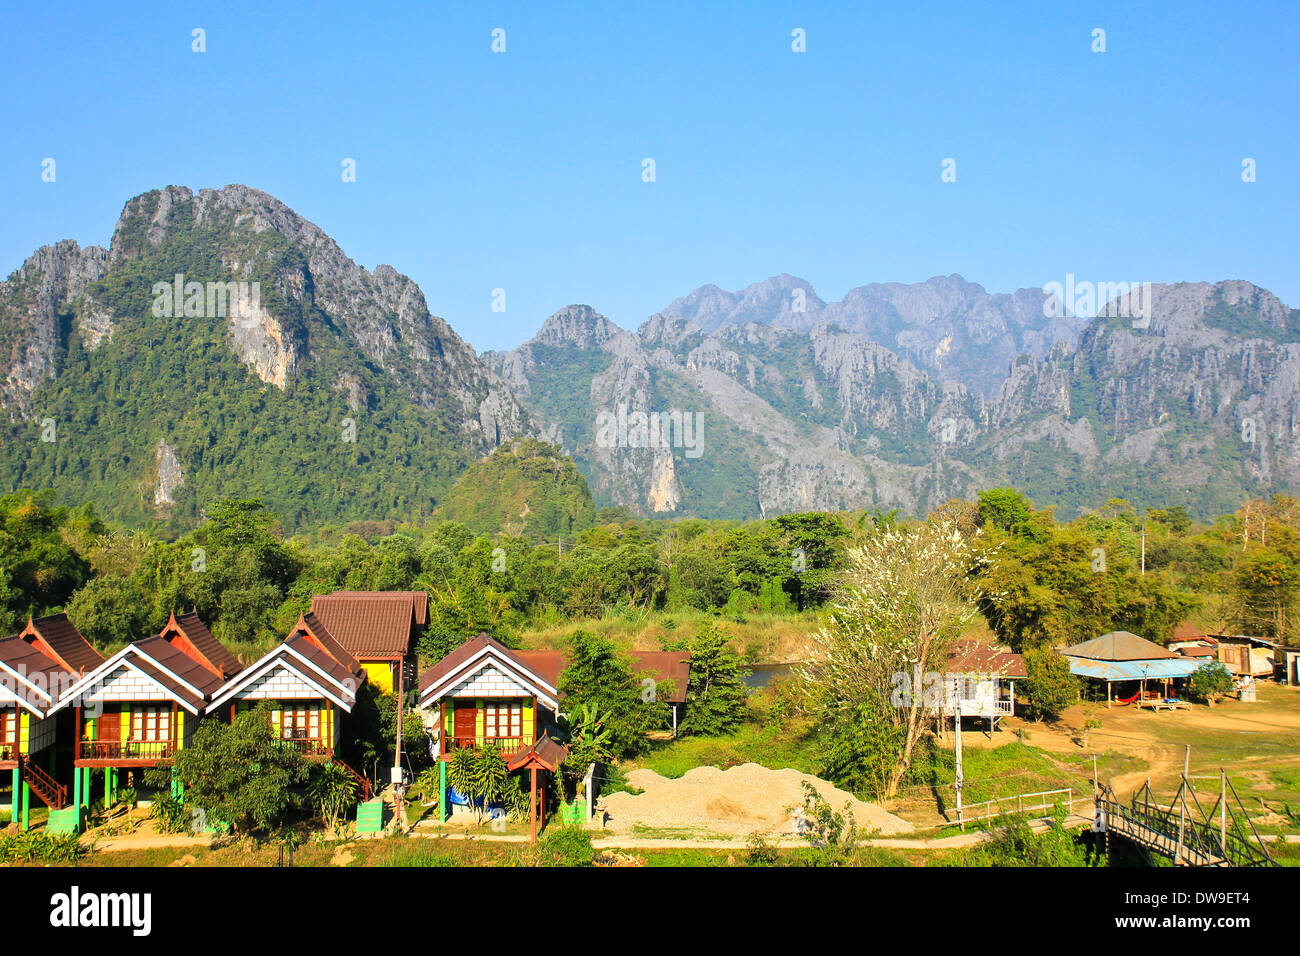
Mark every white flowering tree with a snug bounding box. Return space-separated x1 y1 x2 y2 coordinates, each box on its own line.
800 517 997 798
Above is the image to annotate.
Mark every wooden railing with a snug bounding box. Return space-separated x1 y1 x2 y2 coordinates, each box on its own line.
443 735 525 756
78 740 175 762
279 737 333 757
956 788 1075 825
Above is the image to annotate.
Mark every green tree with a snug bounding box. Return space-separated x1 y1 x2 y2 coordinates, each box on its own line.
663 620 750 736
147 702 308 835
558 630 661 758
1188 661 1234 704
1020 648 1079 721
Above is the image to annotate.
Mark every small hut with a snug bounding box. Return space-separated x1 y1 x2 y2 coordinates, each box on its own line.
1061 631 1204 707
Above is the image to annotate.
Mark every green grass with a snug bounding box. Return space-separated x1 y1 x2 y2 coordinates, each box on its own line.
629 720 820 779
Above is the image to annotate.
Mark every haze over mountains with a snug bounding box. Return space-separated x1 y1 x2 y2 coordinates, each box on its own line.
3 185 1297 528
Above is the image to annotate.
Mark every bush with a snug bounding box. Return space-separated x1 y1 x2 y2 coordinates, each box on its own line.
535 826 593 867
1021 648 1079 721
1188 661 1234 703
0 829 83 864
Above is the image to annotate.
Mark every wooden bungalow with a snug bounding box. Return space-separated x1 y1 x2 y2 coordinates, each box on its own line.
48 611 239 811
310 590 426 694
939 639 1027 729
417 634 567 836
0 623 103 829
203 613 369 796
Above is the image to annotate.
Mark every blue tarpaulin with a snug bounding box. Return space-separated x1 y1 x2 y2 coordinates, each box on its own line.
1065 656 1206 681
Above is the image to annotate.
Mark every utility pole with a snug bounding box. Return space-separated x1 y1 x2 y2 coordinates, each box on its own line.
394 662 405 828
953 677 964 831
1140 525 1146 576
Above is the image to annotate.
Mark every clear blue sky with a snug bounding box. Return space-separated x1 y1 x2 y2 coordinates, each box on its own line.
2 1 1297 352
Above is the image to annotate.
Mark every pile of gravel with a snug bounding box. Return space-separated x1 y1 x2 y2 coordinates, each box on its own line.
597 762 913 837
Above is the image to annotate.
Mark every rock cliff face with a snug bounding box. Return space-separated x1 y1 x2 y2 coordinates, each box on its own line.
0 185 531 528
495 279 1300 520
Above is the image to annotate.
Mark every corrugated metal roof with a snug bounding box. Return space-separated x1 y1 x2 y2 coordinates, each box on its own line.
1065 656 1205 681
946 640 1028 678
1061 631 1175 661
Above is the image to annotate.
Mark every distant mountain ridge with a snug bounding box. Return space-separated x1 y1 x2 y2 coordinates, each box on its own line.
490 277 1300 520
4 184 1296 529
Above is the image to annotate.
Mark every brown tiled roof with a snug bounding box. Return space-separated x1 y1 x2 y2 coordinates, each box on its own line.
311 593 418 659
0 635 70 711
630 651 691 703
506 736 569 772
294 612 362 677
1176 646 1218 657
132 636 225 700
1172 622 1210 642
169 611 243 678
21 613 104 674
423 637 692 704
316 590 427 625
283 633 361 691
946 640 1028 678
419 634 547 693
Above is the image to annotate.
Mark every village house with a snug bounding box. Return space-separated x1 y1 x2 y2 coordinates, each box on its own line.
938 639 1026 729
310 590 426 695
48 611 241 822
204 612 370 797
0 616 104 831
415 633 691 840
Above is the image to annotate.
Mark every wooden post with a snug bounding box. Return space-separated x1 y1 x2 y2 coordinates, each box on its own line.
529 767 538 844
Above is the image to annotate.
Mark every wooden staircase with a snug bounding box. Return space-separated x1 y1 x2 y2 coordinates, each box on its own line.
331 757 371 802
18 755 67 810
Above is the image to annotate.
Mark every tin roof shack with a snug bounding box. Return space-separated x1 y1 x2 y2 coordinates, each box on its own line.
310 591 426 695
49 612 240 816
1169 622 1219 659
1277 647 1300 686
0 624 103 828
939 639 1027 730
1062 631 1205 708
1210 634 1276 678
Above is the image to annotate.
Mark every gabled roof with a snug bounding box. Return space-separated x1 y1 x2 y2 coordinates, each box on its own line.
0 635 69 715
1062 631 1175 662
629 651 691 704
945 639 1028 678
205 632 360 714
419 634 559 711
310 592 421 659
18 613 104 674
163 610 243 679
50 636 226 716
1171 622 1210 642
293 612 363 678
506 736 569 772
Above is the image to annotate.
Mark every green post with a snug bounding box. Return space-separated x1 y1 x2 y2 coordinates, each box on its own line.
73 764 82 809
439 760 447 823
82 768 90 808
20 780 29 831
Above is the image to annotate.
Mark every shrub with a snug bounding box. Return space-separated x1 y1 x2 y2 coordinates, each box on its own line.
536 826 593 867
0 829 83 864
1188 661 1234 703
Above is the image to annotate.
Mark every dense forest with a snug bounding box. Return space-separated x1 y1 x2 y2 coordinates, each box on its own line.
2 464 1297 666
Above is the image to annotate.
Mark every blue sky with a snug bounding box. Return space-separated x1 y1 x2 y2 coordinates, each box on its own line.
2 1 1297 352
